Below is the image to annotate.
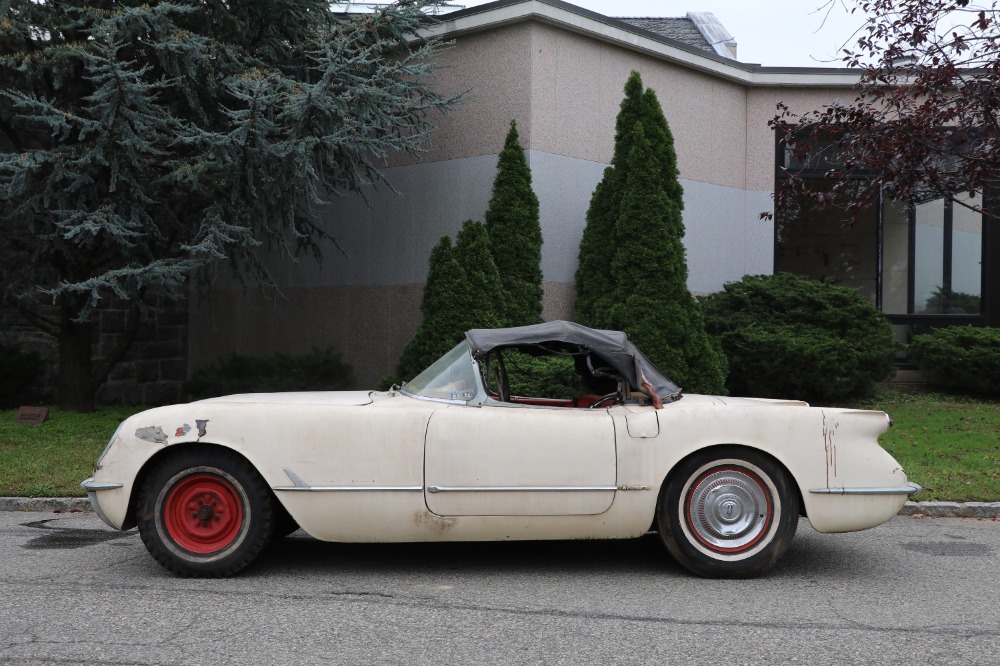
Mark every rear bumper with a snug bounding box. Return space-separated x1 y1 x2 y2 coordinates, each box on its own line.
809 483 923 496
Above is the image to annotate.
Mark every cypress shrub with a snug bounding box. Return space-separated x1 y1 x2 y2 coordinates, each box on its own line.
701 273 896 402
909 326 1000 397
396 221 504 382
485 120 543 326
604 124 727 394
576 71 726 393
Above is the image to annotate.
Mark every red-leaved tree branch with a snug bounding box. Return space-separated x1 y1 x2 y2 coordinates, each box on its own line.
767 0 1000 224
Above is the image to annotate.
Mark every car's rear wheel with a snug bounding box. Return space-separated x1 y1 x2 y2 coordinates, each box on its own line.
137 449 273 577
657 448 799 578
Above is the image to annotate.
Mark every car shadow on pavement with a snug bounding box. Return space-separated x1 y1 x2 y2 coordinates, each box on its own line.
251 531 685 578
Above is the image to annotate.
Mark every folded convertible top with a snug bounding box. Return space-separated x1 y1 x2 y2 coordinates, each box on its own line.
465 320 682 402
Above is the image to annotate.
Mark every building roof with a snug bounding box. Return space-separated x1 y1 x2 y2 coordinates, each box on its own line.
617 13 736 59
616 17 713 54
422 0 861 87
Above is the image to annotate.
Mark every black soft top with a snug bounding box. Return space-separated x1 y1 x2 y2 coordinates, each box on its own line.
465 320 682 402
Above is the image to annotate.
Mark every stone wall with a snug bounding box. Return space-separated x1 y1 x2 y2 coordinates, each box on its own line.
0 297 189 407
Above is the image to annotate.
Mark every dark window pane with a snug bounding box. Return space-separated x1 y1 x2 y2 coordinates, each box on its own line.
775 180 877 303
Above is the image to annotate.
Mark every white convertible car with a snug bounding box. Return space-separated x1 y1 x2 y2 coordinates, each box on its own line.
83 321 919 578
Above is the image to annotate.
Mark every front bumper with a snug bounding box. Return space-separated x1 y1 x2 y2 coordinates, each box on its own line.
80 477 123 529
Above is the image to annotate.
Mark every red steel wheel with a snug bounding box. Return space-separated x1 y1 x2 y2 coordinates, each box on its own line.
138 449 274 577
162 473 245 554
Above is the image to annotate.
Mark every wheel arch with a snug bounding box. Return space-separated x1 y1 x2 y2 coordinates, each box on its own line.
122 441 286 530
650 443 807 532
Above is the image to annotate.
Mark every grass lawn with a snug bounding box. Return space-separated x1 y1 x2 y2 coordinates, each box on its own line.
1 389 998 501
852 388 1000 503
0 406 142 497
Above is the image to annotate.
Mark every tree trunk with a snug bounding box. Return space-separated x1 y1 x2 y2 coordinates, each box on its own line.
57 308 97 412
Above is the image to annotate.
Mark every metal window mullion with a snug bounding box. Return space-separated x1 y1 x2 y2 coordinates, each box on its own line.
943 199 954 300
907 201 916 314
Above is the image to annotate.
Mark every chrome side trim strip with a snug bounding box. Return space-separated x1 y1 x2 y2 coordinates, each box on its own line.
274 485 423 492
426 485 618 494
809 484 922 496
80 479 123 492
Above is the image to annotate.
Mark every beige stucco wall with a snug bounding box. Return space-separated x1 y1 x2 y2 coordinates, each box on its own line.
390 23 535 166
188 13 864 389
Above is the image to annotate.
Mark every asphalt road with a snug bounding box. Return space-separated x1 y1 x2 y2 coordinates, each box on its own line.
1 511 997 665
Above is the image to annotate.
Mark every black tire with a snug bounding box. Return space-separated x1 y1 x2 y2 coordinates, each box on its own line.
270 498 300 541
657 447 799 578
137 449 273 577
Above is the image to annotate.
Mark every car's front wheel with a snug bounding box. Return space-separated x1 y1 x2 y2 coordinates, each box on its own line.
137 449 273 577
657 448 799 578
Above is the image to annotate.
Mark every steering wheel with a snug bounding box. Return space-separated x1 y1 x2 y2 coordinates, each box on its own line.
588 392 619 409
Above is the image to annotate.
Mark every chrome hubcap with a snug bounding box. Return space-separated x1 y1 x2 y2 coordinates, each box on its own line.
687 467 771 552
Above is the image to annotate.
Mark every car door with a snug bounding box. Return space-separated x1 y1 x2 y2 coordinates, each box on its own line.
424 405 617 516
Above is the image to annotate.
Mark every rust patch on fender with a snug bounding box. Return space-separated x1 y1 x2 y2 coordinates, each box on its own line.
822 412 839 486
414 511 456 533
135 426 168 444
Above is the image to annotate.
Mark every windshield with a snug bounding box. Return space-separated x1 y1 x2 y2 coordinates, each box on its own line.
402 342 480 402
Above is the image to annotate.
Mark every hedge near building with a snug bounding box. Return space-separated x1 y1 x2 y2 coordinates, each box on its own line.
701 273 896 402
909 326 1000 398
575 71 726 394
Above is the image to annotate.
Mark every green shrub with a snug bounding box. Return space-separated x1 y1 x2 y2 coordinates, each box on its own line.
909 326 1000 397
485 120 543 326
503 352 582 399
0 343 44 408
701 273 895 403
184 347 354 399
396 222 505 382
575 71 726 394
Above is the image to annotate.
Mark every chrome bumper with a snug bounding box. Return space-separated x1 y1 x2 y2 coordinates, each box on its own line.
809 483 923 496
80 477 123 529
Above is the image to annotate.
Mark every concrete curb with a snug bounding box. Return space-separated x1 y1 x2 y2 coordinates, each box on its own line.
0 497 93 513
900 501 1000 519
2 497 999 518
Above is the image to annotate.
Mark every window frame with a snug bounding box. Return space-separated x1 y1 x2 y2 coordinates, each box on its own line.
773 132 999 331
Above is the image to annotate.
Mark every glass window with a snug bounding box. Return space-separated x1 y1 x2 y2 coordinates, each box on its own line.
880 199 910 314
402 342 479 402
885 193 983 315
775 180 878 303
950 192 983 314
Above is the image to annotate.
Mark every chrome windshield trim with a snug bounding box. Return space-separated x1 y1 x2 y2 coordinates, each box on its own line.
274 485 423 492
426 485 618 493
80 479 123 491
809 484 922 496
398 389 469 406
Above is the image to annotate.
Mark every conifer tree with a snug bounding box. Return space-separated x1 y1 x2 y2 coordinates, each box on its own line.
395 221 503 381
484 120 543 326
606 125 726 393
575 71 682 325
455 220 507 329
576 71 726 393
0 0 455 410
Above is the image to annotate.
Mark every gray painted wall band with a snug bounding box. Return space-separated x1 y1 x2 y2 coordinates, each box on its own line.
274 151 773 293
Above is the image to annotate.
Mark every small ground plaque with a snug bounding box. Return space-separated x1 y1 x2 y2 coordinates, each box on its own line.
15 406 49 425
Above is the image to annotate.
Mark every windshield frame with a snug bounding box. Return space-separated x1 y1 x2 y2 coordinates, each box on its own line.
400 342 487 406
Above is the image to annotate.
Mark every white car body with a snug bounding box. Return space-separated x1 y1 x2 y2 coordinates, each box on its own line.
83 322 918 577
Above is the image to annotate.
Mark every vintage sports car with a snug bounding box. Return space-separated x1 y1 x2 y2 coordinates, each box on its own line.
83 321 919 578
